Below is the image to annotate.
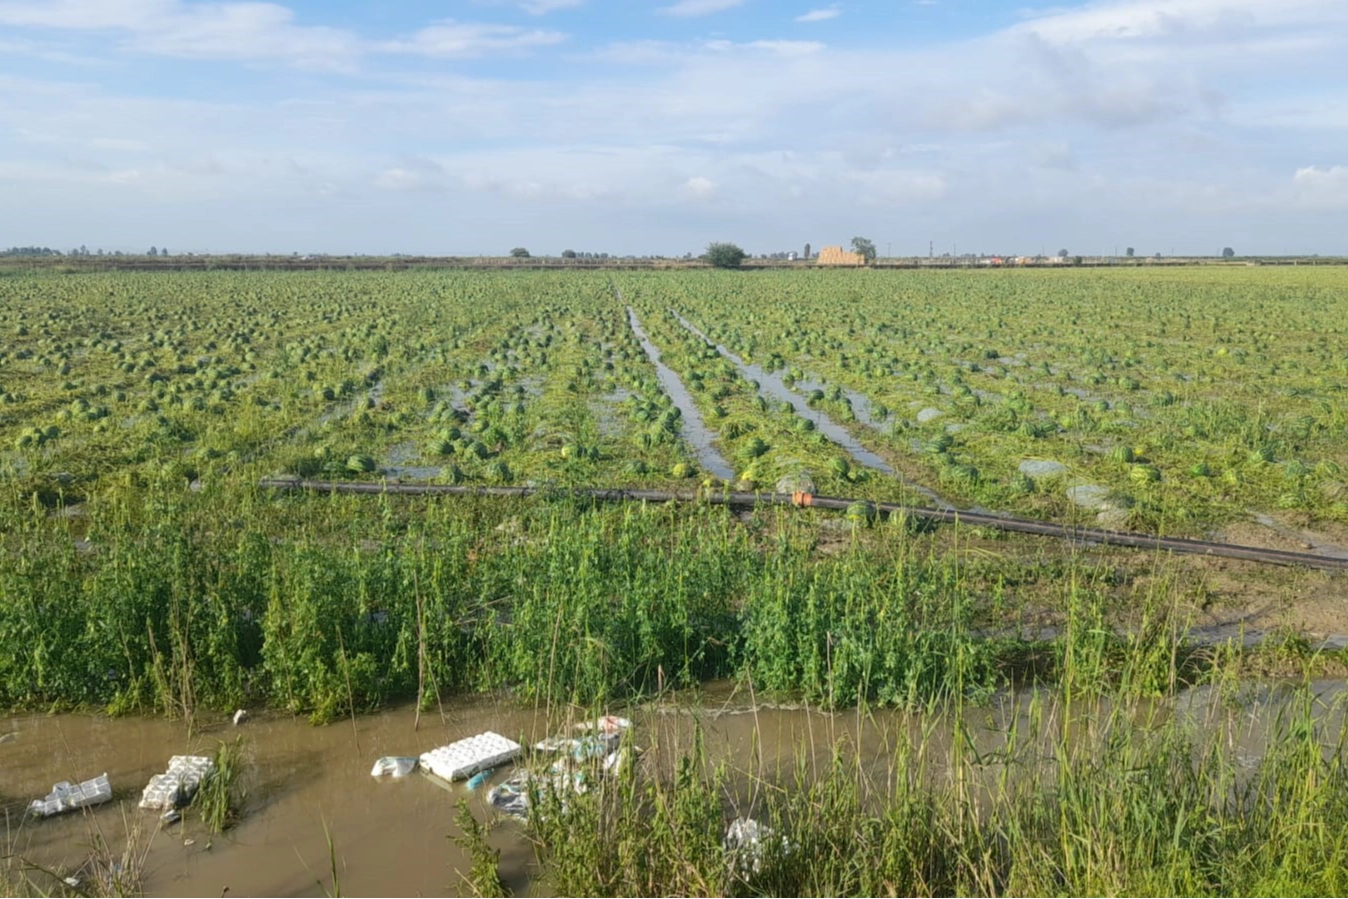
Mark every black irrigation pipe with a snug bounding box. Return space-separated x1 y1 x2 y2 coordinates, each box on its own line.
258 478 1348 573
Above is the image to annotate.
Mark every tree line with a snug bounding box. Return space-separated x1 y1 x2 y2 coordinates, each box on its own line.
2 246 171 257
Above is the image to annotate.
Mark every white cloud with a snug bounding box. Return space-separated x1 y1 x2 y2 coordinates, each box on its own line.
89 137 151 151
0 37 104 66
795 5 841 23
380 20 566 57
0 0 360 68
594 37 822 64
0 2 572 66
1013 0 1348 44
684 175 716 198
702 39 824 56
0 0 171 30
1 0 1346 253
845 169 947 204
519 0 584 12
1293 165 1346 183
372 157 451 192
1292 165 1348 208
376 168 432 192
658 0 748 18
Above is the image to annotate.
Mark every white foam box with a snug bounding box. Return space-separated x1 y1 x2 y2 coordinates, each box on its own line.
139 755 216 810
419 731 521 782
30 774 112 817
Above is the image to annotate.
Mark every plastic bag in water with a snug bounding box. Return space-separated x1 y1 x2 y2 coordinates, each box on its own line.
370 757 419 778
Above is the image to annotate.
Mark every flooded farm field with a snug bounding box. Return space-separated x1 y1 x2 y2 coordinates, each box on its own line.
6 268 1348 895
5 678 1347 897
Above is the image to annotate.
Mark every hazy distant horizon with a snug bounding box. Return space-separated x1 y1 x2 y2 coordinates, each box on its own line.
2 0 1345 257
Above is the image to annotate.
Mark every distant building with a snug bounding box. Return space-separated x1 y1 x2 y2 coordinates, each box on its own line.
816 246 865 266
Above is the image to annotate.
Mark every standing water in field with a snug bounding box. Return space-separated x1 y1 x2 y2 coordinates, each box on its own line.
3 679 1346 897
670 310 951 508
793 376 886 428
626 308 735 480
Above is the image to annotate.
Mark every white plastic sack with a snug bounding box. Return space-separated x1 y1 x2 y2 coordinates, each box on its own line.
370 757 419 778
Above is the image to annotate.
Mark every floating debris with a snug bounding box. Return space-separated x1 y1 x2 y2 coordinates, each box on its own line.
419 732 522 782
465 768 494 791
29 774 112 817
488 767 588 820
534 735 616 762
370 757 419 779
725 817 791 876
490 716 635 819
139 756 215 811
576 716 632 737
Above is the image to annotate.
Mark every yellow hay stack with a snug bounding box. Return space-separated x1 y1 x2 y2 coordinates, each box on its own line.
816 246 865 266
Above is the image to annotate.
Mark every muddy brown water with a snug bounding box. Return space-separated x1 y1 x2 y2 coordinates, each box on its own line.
3 681 1344 897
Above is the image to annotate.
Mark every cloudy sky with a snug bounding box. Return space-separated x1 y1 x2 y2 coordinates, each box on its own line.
1 0 1345 256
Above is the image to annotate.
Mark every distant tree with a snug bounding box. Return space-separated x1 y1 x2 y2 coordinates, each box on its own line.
804 242 811 260
1154 252 1162 259
851 237 877 264
161 247 169 257
509 247 530 258
1073 256 1083 266
561 249 577 259
1126 247 1135 257
704 242 747 269
148 246 158 256
1222 247 1235 258
1058 248 1069 258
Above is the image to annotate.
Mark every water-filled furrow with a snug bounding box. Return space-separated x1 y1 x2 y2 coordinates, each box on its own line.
791 377 885 428
669 311 951 507
626 308 735 480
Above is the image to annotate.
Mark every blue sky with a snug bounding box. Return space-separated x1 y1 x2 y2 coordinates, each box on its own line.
1 0 1345 256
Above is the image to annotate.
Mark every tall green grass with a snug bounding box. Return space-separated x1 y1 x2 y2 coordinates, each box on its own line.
0 481 1194 719
513 676 1348 897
